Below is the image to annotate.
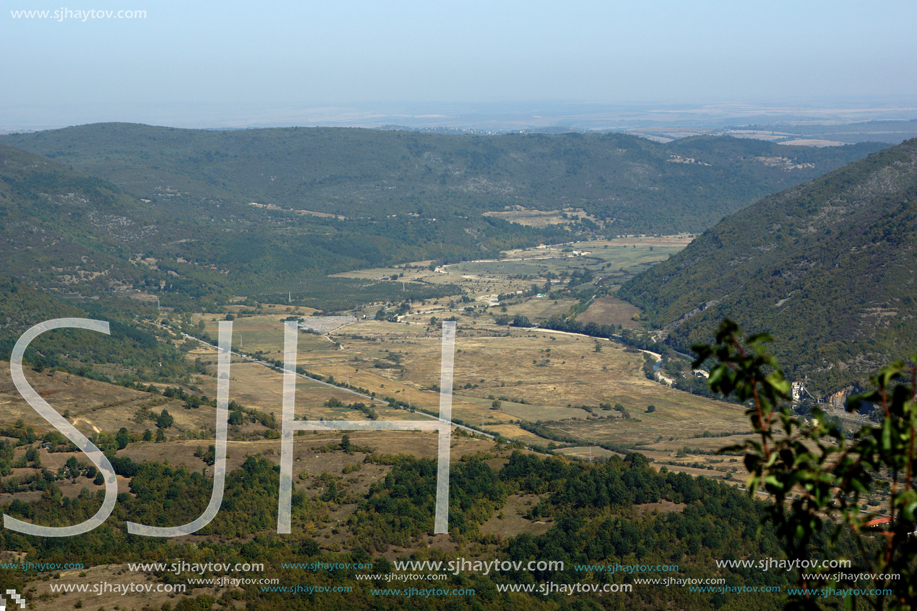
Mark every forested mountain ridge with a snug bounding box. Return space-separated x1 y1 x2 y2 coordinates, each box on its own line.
0 278 191 383
619 138 917 395
0 144 244 305
0 123 887 235
0 144 182 294
0 143 523 307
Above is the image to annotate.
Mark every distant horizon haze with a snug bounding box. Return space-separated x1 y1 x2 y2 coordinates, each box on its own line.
2 0 916 131
2 100 917 137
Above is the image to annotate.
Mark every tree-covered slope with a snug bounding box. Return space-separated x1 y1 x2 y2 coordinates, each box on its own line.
618 139 917 394
0 123 887 235
0 279 191 383
0 144 235 304
2 449 807 611
0 144 529 306
0 144 180 293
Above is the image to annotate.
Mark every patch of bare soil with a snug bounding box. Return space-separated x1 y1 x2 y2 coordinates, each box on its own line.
634 499 685 518
480 494 551 538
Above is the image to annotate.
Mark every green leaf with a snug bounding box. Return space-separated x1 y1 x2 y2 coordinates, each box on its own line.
881 418 893 452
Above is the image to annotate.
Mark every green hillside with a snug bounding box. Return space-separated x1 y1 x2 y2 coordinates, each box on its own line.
1 448 818 610
618 139 917 395
0 279 191 384
0 144 529 307
1 123 886 235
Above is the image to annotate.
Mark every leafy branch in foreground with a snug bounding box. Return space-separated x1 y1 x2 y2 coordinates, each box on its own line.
693 319 917 611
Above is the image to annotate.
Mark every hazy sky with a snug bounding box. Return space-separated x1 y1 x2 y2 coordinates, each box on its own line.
3 0 916 129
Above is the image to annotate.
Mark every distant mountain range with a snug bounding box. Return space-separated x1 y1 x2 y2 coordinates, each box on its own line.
0 124 889 310
0 123 886 235
619 138 917 395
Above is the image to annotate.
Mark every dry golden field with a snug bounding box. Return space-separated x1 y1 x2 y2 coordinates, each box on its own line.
576 296 643 329
164 235 754 456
